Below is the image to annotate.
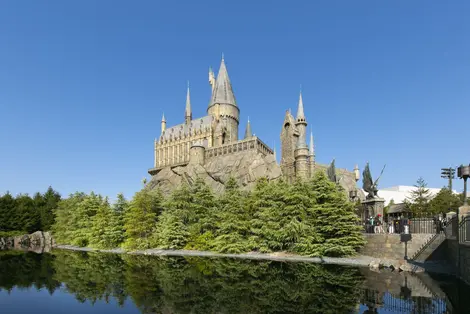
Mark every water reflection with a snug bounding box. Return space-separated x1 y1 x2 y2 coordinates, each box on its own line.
0 250 468 313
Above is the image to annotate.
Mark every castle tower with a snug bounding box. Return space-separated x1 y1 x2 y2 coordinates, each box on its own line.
280 110 298 183
309 131 315 176
185 81 192 125
294 91 309 180
207 56 240 146
161 113 166 134
244 117 252 139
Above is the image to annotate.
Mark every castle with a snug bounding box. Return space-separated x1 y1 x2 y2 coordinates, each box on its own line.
148 57 354 192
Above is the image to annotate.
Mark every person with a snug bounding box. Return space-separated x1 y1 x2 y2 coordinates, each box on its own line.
377 214 384 234
370 216 375 233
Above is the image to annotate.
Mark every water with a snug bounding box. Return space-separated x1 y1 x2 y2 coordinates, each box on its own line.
0 250 469 313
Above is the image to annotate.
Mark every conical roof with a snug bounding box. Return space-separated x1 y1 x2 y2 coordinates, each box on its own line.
209 57 237 108
185 82 192 119
296 91 305 121
244 117 252 138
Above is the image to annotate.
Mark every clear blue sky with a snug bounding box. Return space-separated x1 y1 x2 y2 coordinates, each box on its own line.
1 0 469 199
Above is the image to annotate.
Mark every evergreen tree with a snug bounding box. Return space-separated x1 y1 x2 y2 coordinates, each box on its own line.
406 177 432 214
429 187 462 215
52 192 87 244
15 194 40 233
248 178 290 252
69 192 102 247
153 184 192 249
384 199 395 216
212 177 252 253
0 192 16 231
309 171 365 256
90 198 124 249
40 186 61 231
123 189 163 250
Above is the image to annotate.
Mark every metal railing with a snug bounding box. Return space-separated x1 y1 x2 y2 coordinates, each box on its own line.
459 216 470 243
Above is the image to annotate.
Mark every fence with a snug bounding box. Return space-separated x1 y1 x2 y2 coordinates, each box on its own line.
459 216 470 243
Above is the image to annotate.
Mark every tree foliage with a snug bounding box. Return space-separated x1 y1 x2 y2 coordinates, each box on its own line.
48 173 366 257
429 188 462 215
0 187 61 233
406 177 432 214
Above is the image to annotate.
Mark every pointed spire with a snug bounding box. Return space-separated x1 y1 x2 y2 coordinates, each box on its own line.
309 131 314 156
244 116 252 139
296 90 305 121
185 81 192 123
161 112 166 122
209 56 237 108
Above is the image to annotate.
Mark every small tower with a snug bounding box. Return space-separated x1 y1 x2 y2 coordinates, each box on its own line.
154 138 158 167
208 56 240 146
244 117 252 139
280 109 298 184
294 90 309 180
161 113 166 134
185 81 192 125
309 131 315 176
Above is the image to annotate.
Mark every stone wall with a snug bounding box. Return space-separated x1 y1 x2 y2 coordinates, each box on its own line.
447 239 470 285
360 234 436 261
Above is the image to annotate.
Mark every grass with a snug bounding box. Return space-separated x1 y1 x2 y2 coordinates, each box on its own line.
0 230 25 238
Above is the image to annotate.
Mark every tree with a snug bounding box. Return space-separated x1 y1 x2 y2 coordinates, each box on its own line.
68 192 102 247
212 177 252 253
40 187 61 231
90 197 124 249
429 188 462 215
15 194 40 233
406 177 432 214
384 199 395 216
52 192 87 244
0 192 16 231
123 189 163 250
308 171 365 257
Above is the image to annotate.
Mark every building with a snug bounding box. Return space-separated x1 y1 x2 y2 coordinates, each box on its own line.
148 56 321 183
375 185 455 206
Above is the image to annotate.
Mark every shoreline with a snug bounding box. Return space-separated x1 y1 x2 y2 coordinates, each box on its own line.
54 244 436 273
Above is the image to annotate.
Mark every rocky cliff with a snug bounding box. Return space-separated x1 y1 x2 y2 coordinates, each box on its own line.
147 150 362 197
0 231 54 253
146 150 282 195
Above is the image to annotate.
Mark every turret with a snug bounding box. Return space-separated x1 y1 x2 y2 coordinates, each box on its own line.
154 138 158 167
309 131 315 176
244 117 252 139
161 113 166 134
208 56 240 145
294 91 309 180
185 81 192 125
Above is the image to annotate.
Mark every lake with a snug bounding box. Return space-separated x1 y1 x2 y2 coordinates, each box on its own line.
0 250 469 313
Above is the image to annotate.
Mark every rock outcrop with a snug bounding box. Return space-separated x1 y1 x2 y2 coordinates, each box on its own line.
146 151 282 195
0 231 54 253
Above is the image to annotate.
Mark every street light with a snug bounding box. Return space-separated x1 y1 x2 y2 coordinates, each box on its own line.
441 167 456 191
458 164 470 206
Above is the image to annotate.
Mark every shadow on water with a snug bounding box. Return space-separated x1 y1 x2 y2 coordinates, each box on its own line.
0 249 469 313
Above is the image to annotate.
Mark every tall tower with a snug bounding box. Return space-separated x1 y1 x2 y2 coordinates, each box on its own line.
294 91 309 180
185 81 192 125
309 131 315 176
207 56 240 146
244 117 252 139
280 110 298 183
161 113 166 135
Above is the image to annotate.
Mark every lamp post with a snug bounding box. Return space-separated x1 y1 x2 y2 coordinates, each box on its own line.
458 164 470 206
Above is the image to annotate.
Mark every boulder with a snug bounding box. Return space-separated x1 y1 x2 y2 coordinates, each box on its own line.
399 263 413 272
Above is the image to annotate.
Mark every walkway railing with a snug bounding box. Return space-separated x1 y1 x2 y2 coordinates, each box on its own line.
459 216 470 243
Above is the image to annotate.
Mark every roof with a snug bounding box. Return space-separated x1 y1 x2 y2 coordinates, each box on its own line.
160 115 213 141
387 203 409 214
209 58 237 108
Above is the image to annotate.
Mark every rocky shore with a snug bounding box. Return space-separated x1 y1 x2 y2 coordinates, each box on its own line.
0 231 54 253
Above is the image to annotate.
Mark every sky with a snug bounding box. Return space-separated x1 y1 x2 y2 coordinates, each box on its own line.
1 0 469 199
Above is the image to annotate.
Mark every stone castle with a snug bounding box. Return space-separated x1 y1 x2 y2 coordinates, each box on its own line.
147 57 358 195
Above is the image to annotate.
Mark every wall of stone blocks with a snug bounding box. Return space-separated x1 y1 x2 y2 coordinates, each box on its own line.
359 234 435 261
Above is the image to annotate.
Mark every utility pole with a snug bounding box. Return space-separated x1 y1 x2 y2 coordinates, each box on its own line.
441 167 456 191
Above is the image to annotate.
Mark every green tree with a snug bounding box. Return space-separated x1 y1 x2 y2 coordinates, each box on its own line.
309 171 365 256
212 177 252 253
429 187 462 215
123 189 163 250
52 192 87 244
406 177 431 214
40 186 61 231
384 198 395 216
15 194 40 233
68 192 102 247
0 192 16 231
90 197 125 249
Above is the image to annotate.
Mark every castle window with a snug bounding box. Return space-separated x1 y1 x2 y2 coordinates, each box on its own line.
284 123 290 131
